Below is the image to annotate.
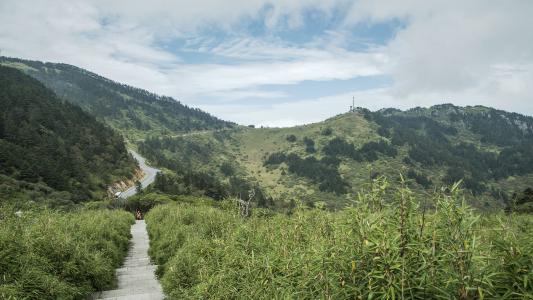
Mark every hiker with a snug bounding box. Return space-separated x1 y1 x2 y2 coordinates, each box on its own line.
135 208 143 220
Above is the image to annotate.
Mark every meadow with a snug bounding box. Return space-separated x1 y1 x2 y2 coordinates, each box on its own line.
0 208 134 299
146 179 533 299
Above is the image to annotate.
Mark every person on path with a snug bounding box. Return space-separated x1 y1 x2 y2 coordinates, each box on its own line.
135 208 143 220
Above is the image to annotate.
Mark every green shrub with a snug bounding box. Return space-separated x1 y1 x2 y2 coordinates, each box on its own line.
286 134 297 142
146 181 533 299
0 209 133 299
123 192 173 213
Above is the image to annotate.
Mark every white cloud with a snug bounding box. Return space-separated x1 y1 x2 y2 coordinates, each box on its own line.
0 0 383 107
345 0 533 114
160 50 385 98
1 0 533 126
200 89 394 127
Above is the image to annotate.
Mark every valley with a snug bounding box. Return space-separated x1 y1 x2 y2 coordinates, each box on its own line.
1 57 532 299
3 2 533 299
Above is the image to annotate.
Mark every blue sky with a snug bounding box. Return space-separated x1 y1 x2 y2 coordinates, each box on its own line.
1 0 533 126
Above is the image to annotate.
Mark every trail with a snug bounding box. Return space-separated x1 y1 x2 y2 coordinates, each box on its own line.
92 220 163 300
93 150 163 299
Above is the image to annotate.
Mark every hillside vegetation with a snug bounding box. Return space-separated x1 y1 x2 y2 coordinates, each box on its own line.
138 105 533 210
0 208 133 299
0 57 233 140
145 181 533 299
0 66 137 205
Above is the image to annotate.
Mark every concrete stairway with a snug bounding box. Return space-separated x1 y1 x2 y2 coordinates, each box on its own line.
92 220 164 300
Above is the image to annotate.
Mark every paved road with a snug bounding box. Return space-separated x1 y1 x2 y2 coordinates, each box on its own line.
92 220 164 300
120 150 160 199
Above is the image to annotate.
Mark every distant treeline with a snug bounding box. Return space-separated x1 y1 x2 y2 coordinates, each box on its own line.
264 136 398 194
363 108 533 195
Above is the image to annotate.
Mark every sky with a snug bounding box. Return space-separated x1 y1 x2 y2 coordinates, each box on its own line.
1 0 533 127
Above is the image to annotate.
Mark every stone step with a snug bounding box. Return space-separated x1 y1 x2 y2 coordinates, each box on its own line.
95 286 163 298
118 272 158 280
97 292 164 300
92 220 164 300
116 265 157 274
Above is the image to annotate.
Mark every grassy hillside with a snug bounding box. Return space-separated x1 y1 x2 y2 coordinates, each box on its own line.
145 184 533 299
0 66 137 205
138 105 533 210
0 57 234 140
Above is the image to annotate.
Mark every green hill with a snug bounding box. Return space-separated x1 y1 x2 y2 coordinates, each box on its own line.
3 56 530 210
0 57 234 140
0 66 137 206
138 105 533 210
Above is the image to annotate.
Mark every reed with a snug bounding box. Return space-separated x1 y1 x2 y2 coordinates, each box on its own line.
146 179 533 299
0 208 134 299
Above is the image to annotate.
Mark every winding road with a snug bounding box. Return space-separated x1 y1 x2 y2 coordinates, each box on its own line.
120 150 161 198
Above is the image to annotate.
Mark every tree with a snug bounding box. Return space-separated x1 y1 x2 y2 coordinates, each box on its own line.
321 127 333 136
303 137 316 153
0 66 137 201
135 180 142 194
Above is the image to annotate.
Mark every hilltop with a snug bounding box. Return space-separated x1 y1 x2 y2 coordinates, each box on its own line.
139 104 533 210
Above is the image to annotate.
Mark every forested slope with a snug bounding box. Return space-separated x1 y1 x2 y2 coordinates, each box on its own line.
138 105 533 210
0 57 234 140
0 66 137 204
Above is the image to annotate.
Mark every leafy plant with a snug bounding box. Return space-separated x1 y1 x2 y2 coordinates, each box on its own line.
145 181 533 299
0 208 133 299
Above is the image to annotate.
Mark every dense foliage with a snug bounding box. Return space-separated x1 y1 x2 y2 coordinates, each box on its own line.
323 137 397 162
0 66 136 201
507 187 533 213
303 136 316 153
264 152 347 194
406 169 432 188
146 182 533 299
0 174 78 209
0 208 133 299
1 57 233 139
364 106 533 195
263 137 397 195
139 135 274 206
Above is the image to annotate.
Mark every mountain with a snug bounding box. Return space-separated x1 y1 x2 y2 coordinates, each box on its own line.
3 57 529 210
138 104 533 210
0 57 234 140
0 65 137 206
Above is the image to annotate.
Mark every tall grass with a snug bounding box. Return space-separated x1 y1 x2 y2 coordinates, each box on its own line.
0 209 134 299
146 179 533 299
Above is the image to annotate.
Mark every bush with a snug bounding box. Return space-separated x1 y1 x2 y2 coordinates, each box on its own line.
124 192 173 213
219 162 235 176
0 209 133 299
146 182 533 299
286 135 297 142
264 152 347 194
321 127 333 136
303 137 316 153
406 169 433 188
